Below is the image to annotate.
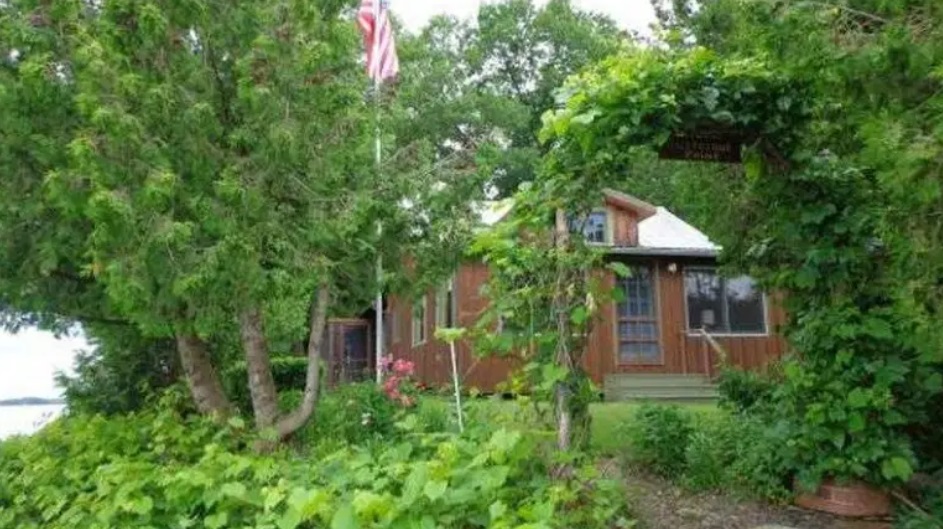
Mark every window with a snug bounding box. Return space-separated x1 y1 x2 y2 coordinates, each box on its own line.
685 268 766 334
617 266 661 364
412 297 427 346
435 277 456 329
568 211 608 243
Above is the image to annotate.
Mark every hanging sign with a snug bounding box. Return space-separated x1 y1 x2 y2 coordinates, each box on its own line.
658 130 744 163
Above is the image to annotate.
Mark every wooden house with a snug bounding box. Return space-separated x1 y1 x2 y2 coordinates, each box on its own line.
385 190 788 400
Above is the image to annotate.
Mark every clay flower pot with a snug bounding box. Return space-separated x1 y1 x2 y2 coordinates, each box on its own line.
794 478 891 518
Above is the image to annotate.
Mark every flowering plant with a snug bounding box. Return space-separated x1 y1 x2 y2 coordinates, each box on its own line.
380 356 417 407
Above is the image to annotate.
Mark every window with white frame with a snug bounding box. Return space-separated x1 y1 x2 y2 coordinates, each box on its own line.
412 297 427 346
568 211 608 243
435 277 456 329
684 268 767 334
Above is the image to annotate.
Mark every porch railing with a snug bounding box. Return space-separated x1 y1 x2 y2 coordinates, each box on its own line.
695 328 729 381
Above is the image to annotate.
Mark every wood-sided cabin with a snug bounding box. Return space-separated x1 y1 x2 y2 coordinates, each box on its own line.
386 190 788 399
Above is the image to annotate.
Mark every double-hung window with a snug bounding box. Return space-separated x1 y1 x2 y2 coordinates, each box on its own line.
568 211 608 244
684 268 767 334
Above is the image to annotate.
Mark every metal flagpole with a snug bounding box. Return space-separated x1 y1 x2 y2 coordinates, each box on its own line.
373 0 384 385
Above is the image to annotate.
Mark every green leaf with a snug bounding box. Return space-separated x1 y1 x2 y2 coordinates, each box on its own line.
489 500 508 521
205 512 228 529
423 480 448 502
570 306 589 325
608 262 631 278
881 457 913 482
278 509 302 529
846 388 869 409
331 503 357 529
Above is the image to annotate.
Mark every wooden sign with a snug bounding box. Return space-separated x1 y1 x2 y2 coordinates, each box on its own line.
658 130 743 163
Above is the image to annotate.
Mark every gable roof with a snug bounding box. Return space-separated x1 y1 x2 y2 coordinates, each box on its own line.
474 190 720 258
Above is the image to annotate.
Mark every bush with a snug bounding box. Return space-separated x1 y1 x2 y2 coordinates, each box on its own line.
717 367 777 413
222 356 311 412
0 391 634 529
301 382 401 448
682 412 739 491
625 403 693 478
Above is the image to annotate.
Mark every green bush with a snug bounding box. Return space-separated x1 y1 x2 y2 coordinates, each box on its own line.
222 356 311 412
0 391 634 529
717 367 777 413
625 403 693 478
682 412 739 491
301 382 400 448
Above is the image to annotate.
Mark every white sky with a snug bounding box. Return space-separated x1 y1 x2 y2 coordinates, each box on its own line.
0 329 84 400
0 1 656 400
395 0 656 35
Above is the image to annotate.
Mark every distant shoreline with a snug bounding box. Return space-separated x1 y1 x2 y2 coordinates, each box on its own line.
0 398 66 407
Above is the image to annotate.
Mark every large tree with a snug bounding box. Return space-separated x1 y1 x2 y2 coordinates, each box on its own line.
394 0 623 196
1 0 479 438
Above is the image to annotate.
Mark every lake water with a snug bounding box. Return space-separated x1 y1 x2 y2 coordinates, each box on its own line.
0 405 65 440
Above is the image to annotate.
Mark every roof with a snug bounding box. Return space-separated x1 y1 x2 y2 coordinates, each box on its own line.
476 200 514 227
636 206 720 257
473 190 720 258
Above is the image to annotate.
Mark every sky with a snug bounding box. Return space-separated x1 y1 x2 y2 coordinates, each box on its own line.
395 0 656 35
0 0 657 400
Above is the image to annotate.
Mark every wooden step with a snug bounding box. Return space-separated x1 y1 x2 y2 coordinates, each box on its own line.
603 374 718 402
604 374 713 387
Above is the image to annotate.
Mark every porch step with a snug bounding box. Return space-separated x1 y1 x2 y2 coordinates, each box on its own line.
604 374 718 402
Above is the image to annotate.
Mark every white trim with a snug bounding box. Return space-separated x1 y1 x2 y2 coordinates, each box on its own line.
411 296 428 347
681 265 770 337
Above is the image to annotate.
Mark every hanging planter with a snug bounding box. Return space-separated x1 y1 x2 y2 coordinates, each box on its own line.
794 478 891 518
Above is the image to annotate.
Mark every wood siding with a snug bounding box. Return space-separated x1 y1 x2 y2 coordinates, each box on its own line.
586 259 788 383
389 262 515 391
391 258 788 391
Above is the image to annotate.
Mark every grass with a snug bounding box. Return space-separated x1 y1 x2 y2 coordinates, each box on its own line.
591 402 718 455
460 397 717 455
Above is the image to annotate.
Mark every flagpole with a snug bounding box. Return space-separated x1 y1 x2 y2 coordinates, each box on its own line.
373 0 384 385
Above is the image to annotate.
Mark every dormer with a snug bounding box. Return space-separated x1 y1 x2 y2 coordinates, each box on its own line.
569 189 658 247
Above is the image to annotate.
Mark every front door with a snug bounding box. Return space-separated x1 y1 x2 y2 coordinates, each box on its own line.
617 265 661 365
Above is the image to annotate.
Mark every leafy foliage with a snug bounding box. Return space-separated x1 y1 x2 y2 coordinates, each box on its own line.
625 404 693 478
0 392 633 529
716 366 777 414
222 356 312 414
395 0 622 195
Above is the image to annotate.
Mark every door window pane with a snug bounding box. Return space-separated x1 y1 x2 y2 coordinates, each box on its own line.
617 265 660 363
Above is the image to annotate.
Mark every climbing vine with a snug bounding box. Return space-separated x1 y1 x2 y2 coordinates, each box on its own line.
536 45 941 489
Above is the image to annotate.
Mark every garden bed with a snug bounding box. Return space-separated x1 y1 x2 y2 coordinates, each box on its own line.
620 463 888 529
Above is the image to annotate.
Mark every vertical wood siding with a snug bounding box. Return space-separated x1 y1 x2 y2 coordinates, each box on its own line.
390 257 788 391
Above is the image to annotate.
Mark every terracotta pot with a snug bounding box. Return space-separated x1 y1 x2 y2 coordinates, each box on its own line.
794 478 891 518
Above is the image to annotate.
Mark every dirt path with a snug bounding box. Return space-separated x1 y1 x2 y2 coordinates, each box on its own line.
615 464 891 529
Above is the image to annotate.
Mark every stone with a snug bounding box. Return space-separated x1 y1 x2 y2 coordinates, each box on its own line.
752 526 800 529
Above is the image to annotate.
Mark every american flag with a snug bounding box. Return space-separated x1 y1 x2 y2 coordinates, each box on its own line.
357 0 399 83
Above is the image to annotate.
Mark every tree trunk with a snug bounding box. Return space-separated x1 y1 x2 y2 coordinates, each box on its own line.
555 383 571 451
276 283 331 439
239 307 279 430
175 333 231 416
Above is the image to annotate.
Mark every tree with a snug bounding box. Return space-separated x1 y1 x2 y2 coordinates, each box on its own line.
395 0 623 196
1 0 479 439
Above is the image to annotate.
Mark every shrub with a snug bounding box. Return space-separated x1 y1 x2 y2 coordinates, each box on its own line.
717 367 777 413
222 356 311 412
682 412 740 491
302 382 400 447
625 403 693 478
0 394 634 529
